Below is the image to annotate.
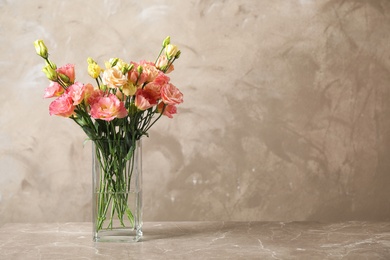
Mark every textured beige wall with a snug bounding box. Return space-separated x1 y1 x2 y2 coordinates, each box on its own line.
1 0 390 226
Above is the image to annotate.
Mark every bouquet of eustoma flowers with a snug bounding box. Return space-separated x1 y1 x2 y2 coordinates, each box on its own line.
34 37 183 240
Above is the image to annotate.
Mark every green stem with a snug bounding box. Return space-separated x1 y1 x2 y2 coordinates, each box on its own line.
154 46 164 64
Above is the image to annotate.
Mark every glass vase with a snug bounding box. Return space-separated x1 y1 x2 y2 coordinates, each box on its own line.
92 139 142 242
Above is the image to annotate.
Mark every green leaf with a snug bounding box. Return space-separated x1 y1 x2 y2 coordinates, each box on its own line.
125 148 134 161
126 207 135 227
82 138 91 147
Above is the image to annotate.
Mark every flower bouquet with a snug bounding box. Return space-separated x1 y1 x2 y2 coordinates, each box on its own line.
34 37 183 242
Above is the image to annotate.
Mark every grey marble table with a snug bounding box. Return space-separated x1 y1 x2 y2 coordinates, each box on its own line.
0 221 389 259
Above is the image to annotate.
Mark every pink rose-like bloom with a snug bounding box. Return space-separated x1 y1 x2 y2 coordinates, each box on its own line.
90 94 127 121
66 82 85 105
143 82 162 100
139 60 159 83
43 82 64 98
161 83 183 105
57 64 75 83
49 94 75 117
157 102 177 118
135 89 157 111
83 83 103 105
102 67 127 89
154 73 170 86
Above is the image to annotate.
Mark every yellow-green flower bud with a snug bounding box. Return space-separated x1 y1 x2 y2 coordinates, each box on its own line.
175 50 181 59
87 57 97 65
137 65 143 75
42 65 57 81
58 73 70 84
45 60 57 70
122 63 133 74
34 40 48 59
110 58 119 67
162 36 170 47
87 58 102 79
165 44 179 59
100 84 107 91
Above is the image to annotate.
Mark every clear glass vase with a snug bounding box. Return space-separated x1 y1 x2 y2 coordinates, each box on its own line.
92 139 142 242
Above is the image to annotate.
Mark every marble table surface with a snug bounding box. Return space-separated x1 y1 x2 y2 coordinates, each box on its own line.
0 221 389 259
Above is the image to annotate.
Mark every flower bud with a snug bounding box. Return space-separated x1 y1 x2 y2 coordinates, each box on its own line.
162 36 170 47
165 44 179 59
58 73 70 84
175 50 181 59
42 65 58 81
99 84 107 91
87 57 97 65
34 40 48 59
122 63 133 75
110 58 119 67
137 65 143 75
46 60 57 70
87 59 102 79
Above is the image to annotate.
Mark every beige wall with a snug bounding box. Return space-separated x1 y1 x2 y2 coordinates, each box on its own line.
1 0 390 226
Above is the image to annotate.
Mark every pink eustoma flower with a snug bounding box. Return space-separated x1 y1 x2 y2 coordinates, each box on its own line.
157 102 177 118
90 94 127 121
143 82 162 100
154 73 170 86
57 64 75 83
161 83 183 105
66 82 85 105
43 82 64 98
49 94 75 117
135 89 157 111
139 60 159 82
84 84 103 105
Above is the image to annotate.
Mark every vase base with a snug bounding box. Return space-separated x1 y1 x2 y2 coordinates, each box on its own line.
93 229 142 243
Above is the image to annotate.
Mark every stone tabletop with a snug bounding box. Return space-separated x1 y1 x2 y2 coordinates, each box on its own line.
0 222 389 259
